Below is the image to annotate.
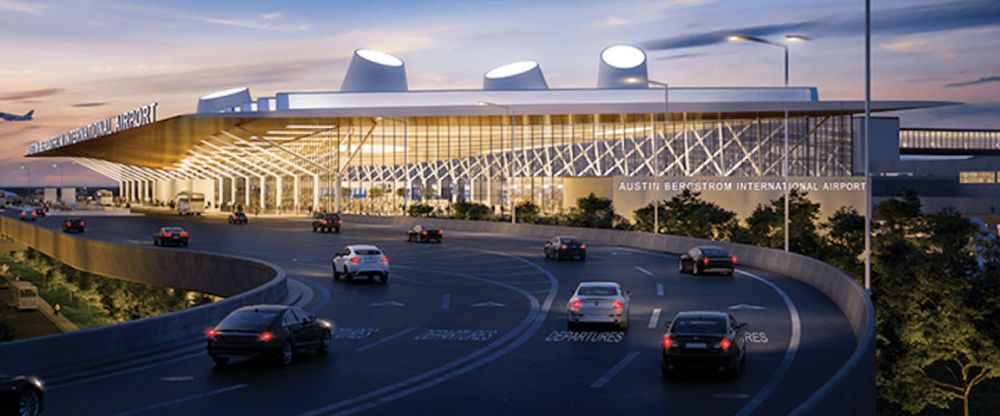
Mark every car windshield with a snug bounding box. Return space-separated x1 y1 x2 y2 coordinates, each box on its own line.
355 249 382 255
701 248 728 256
672 317 727 334
578 286 618 296
324 214 340 220
563 239 582 245
217 310 279 330
164 228 184 233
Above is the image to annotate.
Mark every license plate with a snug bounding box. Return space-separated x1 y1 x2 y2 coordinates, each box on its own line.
364 258 377 263
686 342 707 349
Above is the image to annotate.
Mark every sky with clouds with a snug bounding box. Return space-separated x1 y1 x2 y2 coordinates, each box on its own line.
1 0 998 186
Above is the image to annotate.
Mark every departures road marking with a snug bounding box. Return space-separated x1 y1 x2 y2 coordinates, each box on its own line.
354 327 419 352
544 331 626 343
635 266 654 276
110 383 247 416
734 269 802 416
656 283 664 297
590 351 641 389
648 308 662 329
441 293 451 310
332 328 380 340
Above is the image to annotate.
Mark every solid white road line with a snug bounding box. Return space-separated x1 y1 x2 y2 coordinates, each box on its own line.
110 383 247 416
590 351 641 389
648 308 662 329
635 266 653 276
441 293 451 310
354 327 420 353
656 283 664 297
734 269 802 416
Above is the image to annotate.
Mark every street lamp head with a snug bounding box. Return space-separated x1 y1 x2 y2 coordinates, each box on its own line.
475 101 491 106
621 76 646 84
785 34 811 42
726 34 748 42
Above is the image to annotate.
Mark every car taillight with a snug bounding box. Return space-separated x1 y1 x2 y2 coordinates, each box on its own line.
205 328 218 339
703 257 709 266
20 212 25 217
380 256 389 264
80 220 85 227
321 220 328 225
613 299 623 310
259 331 274 342
66 221 72 227
437 230 443 235
180 232 189 237
163 232 172 237
720 338 731 351
560 244 568 250
337 220 343 225
570 298 581 311
422 230 428 235
662 335 673 349
351 257 360 264
580 243 587 249
731 256 737 264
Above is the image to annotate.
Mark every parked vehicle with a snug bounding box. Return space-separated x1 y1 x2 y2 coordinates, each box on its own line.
94 189 115 206
679 246 737 276
407 225 443 243
13 281 39 311
206 305 332 368
175 191 205 215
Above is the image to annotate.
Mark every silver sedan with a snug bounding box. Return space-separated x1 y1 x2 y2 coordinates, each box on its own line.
566 281 631 330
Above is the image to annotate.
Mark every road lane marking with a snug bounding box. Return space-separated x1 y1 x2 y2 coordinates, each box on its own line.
441 293 451 309
544 331 625 343
413 329 498 342
110 383 247 416
734 269 802 416
656 283 664 296
635 266 653 276
159 376 194 382
590 351 640 389
728 303 767 310
354 327 419 352
369 301 406 307
469 301 507 308
648 308 662 329
332 328 380 340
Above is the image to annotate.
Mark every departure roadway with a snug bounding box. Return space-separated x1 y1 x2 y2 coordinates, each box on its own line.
1 209 856 415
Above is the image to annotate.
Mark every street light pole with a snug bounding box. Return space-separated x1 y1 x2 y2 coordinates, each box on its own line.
727 34 808 252
53 164 64 187
864 0 873 292
19 165 30 188
477 101 517 224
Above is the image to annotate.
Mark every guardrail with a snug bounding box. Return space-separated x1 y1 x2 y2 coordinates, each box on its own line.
344 214 875 416
0 216 287 376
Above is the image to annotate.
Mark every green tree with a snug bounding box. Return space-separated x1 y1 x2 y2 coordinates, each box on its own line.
633 190 740 240
515 201 541 223
568 193 627 229
369 187 385 199
821 207 865 282
407 203 435 217
0 305 14 342
742 189 822 256
449 201 493 221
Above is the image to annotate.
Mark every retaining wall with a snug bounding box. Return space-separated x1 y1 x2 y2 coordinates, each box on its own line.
0 216 287 376
345 214 876 416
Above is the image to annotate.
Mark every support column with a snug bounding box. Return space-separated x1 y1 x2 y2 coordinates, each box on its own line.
229 177 236 209
259 176 266 212
276 175 283 214
293 175 301 213
312 175 320 213
244 177 250 211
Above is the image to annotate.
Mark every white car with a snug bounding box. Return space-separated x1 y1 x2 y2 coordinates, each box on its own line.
333 245 390 284
567 281 630 330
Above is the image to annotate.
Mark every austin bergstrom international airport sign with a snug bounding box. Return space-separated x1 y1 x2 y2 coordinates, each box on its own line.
25 103 158 156
611 176 867 219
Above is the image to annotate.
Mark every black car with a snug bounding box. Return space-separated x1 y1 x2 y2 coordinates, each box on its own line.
153 227 189 247
33 208 45 218
62 218 85 233
544 236 587 261
679 246 736 276
206 305 332 368
660 311 748 378
0 374 44 416
312 213 342 233
227 212 248 224
407 224 443 243
18 210 36 222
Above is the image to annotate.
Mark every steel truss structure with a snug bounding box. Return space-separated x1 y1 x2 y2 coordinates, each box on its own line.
78 113 853 215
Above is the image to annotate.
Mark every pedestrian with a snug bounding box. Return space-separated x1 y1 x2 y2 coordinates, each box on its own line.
53 303 61 315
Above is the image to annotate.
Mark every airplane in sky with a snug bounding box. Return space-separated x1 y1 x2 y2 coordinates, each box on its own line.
0 110 33 121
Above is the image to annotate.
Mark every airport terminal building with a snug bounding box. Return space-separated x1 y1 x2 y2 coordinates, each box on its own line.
25 45 959 219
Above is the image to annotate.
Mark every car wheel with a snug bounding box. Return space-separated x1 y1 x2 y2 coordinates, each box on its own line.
278 340 294 366
344 267 352 281
312 226 317 232
212 356 230 368
678 260 686 273
379 273 389 285
579 255 586 261
317 330 331 355
333 266 341 281
17 388 41 416
153 238 159 246
693 264 700 276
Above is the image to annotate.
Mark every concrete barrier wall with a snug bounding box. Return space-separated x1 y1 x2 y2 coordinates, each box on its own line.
0 216 287 376
345 214 876 416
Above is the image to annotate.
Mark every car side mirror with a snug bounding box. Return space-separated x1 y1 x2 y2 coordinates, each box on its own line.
663 320 671 329
739 323 749 331
625 290 632 296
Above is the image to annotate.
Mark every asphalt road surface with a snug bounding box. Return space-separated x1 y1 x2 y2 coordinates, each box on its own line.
4 210 856 415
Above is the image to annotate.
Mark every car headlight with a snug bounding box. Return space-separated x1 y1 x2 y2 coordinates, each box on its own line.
28 376 44 390
318 319 333 329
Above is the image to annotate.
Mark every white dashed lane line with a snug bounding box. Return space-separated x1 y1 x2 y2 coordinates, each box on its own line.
647 308 662 329
635 266 653 276
590 351 641 389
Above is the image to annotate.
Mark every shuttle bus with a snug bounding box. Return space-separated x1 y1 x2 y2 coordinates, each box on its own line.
175 191 206 215
94 189 114 206
14 281 40 311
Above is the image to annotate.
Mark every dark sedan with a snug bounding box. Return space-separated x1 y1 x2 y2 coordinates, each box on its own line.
153 227 189 247
312 213 342 233
407 224 443 243
679 246 736 276
660 311 748 378
227 212 248 224
206 305 332 368
0 374 44 416
18 210 37 222
544 236 586 261
62 218 85 233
